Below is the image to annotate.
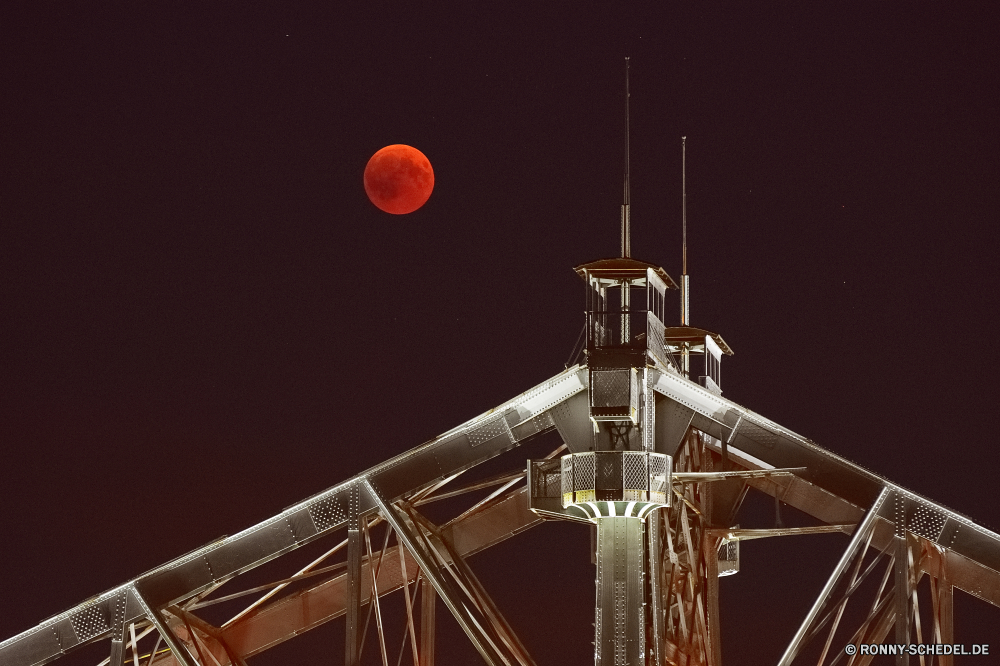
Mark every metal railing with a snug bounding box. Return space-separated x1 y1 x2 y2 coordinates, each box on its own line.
560 451 671 507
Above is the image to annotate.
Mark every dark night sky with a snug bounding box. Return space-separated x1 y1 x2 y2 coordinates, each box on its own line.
2 3 998 664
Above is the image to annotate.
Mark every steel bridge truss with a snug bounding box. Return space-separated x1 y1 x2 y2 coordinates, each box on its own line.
4 364 1000 666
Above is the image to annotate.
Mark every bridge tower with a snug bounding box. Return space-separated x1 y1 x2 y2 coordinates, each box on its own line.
4 65 1000 666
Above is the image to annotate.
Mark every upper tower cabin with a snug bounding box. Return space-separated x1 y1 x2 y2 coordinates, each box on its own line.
575 257 677 422
577 62 733 433
663 324 733 395
576 257 677 424
574 193 733 426
575 255 733 428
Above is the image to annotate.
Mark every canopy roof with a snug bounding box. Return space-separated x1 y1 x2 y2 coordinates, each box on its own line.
663 326 734 356
574 257 679 290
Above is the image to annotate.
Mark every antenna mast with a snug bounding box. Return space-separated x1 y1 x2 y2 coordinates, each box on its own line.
621 58 631 258
680 136 690 326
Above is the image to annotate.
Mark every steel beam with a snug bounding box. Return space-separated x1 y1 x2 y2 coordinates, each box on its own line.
168 607 245 666
10 361 1000 666
648 510 665 666
135 596 199 666
936 580 954 666
129 623 141 666
434 526 535 666
108 628 126 666
346 514 363 666
893 536 910 665
397 548 420 666
176 486 538 664
420 577 436 666
777 486 891 666
370 487 508 666
360 519 391 666
703 531 722 666
594 517 645 666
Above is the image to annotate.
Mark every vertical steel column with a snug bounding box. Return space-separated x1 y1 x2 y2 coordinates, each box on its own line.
703 532 722 666
346 487 364 666
420 578 436 666
109 630 126 666
621 281 631 344
108 590 128 666
648 510 665 666
893 495 910 666
371 489 507 666
937 565 954 666
595 517 645 666
777 486 891 666
172 605 249 666
129 623 142 666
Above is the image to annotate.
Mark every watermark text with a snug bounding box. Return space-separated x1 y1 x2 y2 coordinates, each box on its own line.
844 643 989 656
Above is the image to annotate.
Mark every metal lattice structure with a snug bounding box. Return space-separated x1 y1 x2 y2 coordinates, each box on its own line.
3 250 1000 666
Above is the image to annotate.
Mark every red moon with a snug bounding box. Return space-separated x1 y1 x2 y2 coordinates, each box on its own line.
363 144 434 214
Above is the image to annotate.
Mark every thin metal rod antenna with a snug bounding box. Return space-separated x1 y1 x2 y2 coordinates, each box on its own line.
680 136 690 327
682 136 687 276
621 57 631 259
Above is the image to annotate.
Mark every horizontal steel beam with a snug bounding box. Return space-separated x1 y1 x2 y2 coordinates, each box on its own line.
653 370 1000 565
142 486 541 665
710 436 1000 609
0 367 583 666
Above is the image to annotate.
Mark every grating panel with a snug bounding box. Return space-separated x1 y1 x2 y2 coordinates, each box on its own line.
591 369 632 408
573 453 596 503
544 470 561 498
629 368 639 416
649 454 669 504
596 453 622 495
69 604 108 643
622 452 647 495
647 313 666 361
531 461 561 500
562 452 670 508
561 456 574 505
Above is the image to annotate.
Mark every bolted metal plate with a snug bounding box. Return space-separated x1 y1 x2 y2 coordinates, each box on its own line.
467 415 511 448
905 497 948 541
0 630 63 666
548 391 592 453
737 418 779 450
70 603 108 643
509 410 555 442
308 494 347 532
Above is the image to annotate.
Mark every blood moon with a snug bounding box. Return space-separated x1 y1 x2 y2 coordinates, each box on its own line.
363 144 434 214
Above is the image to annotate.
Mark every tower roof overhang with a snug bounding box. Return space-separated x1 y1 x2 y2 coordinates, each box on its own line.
574 257 679 290
662 326 734 356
